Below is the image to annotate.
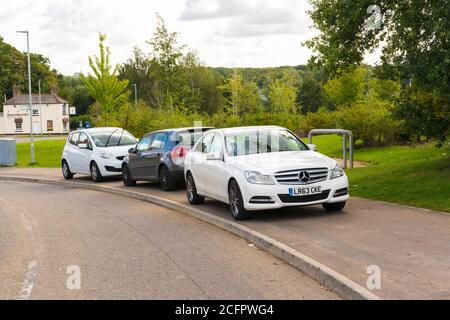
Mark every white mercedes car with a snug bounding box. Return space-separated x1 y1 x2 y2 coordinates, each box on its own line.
184 126 349 220
61 127 138 182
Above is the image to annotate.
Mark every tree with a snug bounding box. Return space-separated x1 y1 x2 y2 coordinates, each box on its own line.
220 71 261 116
305 0 449 144
0 36 57 98
81 33 129 122
267 70 298 113
147 14 186 110
297 73 324 114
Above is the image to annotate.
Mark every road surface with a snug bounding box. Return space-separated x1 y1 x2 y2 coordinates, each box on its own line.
1 168 449 299
0 181 337 300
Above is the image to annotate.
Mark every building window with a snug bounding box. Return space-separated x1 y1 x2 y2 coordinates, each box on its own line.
62 104 67 115
15 118 23 132
47 120 54 131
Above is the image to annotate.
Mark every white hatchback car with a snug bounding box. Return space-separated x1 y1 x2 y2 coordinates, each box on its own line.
61 127 138 182
184 126 349 220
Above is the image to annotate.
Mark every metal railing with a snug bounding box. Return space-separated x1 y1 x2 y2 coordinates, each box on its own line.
308 129 354 169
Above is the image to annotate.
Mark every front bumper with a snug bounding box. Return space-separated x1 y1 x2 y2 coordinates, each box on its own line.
241 175 349 211
98 158 124 177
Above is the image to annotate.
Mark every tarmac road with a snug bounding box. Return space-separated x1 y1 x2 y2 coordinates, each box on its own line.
1 168 449 299
0 181 337 300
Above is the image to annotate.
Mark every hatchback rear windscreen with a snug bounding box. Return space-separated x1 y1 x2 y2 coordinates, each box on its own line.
177 129 211 147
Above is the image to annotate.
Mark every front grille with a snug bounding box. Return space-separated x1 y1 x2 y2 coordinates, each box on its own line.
278 190 330 204
274 167 329 185
116 156 125 161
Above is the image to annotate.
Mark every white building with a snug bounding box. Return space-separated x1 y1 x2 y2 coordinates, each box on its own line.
0 85 70 135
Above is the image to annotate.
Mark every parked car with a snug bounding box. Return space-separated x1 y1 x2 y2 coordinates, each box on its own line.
122 127 213 190
61 127 138 182
184 126 349 220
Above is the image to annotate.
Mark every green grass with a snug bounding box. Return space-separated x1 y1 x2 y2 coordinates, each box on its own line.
16 140 66 168
305 135 450 213
14 136 450 212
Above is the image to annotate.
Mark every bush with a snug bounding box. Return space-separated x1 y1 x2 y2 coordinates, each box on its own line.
299 108 337 136
336 99 403 147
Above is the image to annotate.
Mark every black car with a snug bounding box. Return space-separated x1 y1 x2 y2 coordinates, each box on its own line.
122 127 213 191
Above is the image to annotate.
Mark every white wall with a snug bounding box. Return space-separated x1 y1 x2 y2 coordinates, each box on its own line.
0 103 70 134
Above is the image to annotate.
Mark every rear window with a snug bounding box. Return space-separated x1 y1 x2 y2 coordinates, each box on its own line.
176 129 211 147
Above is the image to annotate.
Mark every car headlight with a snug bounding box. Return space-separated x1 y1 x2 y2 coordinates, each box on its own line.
244 171 275 185
330 164 345 180
100 151 113 159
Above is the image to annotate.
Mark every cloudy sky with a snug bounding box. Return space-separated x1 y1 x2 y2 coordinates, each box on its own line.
0 0 380 75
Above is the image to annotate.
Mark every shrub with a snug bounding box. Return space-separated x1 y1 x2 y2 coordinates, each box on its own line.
299 107 337 136
336 99 403 147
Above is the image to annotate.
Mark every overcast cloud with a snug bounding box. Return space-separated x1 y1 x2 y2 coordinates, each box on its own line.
0 0 380 75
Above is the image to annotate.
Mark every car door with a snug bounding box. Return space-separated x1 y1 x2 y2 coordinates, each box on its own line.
128 134 153 179
145 132 169 179
76 132 93 174
65 132 80 172
203 133 229 202
191 132 215 194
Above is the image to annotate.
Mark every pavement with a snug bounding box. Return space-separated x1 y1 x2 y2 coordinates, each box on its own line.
0 181 337 300
1 167 450 299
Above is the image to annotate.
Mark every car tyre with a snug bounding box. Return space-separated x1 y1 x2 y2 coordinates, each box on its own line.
62 160 73 180
228 180 251 220
122 164 136 187
322 202 346 212
186 173 205 205
90 161 103 182
159 166 176 191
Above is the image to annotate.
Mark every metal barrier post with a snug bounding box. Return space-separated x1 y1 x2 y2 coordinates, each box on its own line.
308 129 354 169
342 134 347 169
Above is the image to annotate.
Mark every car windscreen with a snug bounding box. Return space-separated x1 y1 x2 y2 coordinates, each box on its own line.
225 129 308 157
176 129 211 147
90 129 138 147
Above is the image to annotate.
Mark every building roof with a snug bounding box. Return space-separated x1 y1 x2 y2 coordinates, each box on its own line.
4 93 69 105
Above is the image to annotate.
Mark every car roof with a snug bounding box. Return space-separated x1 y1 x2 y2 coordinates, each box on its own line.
74 127 123 133
149 127 215 134
212 125 286 134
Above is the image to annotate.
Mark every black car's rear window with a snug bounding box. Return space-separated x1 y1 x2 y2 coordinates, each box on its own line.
176 129 211 147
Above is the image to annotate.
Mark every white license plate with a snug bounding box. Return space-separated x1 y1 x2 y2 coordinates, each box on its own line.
288 186 322 197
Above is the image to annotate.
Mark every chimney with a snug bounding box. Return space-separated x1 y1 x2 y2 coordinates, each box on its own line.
12 84 20 97
50 85 57 95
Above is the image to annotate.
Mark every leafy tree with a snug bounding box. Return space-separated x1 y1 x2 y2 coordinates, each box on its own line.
220 71 261 116
297 73 324 114
267 70 298 113
81 33 129 121
57 74 94 115
0 36 57 98
305 0 449 143
323 67 368 108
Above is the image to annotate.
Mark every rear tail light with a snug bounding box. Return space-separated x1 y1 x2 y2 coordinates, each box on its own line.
171 146 189 158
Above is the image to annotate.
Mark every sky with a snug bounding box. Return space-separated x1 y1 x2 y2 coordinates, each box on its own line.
0 0 380 75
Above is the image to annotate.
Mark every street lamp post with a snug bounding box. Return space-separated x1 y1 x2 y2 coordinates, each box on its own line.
17 30 35 164
132 84 137 105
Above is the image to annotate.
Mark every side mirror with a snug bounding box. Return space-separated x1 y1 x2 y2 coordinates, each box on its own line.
206 151 223 161
78 143 89 150
128 147 136 154
307 144 318 151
